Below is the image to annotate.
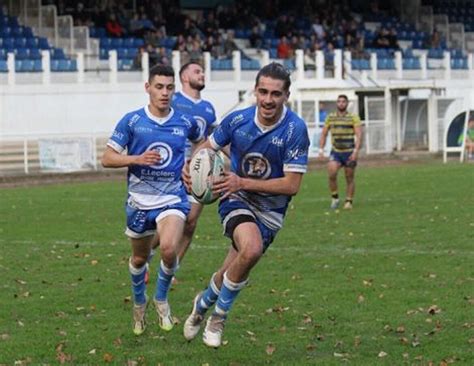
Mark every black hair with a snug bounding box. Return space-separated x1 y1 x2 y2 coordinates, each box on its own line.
179 61 203 80
148 64 175 82
337 94 349 101
255 62 291 91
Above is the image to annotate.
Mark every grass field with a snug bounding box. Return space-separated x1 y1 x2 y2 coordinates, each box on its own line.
0 162 473 365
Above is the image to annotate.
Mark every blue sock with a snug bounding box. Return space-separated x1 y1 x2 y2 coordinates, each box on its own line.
214 272 248 317
155 259 176 301
129 259 147 305
196 273 220 314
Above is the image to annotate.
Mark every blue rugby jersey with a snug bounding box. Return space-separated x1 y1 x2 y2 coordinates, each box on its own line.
107 106 204 209
209 105 310 230
172 91 217 157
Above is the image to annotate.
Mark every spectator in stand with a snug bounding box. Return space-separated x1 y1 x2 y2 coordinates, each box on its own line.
426 29 441 48
73 2 88 26
388 28 400 49
249 26 263 49
311 16 325 39
106 13 124 37
223 30 238 59
275 14 291 38
277 36 293 59
90 5 106 28
201 11 219 37
372 28 390 48
145 29 165 49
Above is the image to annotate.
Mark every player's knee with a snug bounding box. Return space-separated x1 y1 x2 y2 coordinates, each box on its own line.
239 243 263 265
159 242 175 263
131 255 147 268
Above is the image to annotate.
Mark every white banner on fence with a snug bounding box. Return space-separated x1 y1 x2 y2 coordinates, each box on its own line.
38 138 95 172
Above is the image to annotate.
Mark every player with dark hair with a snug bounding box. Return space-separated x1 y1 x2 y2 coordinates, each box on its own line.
183 62 310 347
101 64 204 336
146 61 217 282
318 94 362 209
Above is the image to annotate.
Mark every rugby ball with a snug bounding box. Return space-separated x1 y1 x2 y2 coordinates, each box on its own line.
190 148 225 204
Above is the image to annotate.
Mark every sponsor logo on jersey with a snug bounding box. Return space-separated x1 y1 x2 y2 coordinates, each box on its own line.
230 113 244 126
172 128 185 136
128 114 140 127
147 142 173 169
135 126 153 133
241 152 271 179
271 136 284 147
112 130 124 140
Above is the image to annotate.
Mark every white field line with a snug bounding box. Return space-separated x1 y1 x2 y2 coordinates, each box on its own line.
0 239 472 256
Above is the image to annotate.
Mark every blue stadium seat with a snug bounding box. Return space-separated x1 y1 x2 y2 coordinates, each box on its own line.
403 57 421 70
100 37 112 48
51 59 77 72
0 26 11 37
26 37 39 48
99 48 108 60
110 38 123 48
14 47 29 60
269 48 277 59
33 59 42 72
118 59 133 71
0 60 7 72
0 49 5 59
127 47 138 58
51 48 66 60
378 58 396 70
283 58 295 71
123 37 134 48
241 59 261 70
427 48 444 59
451 58 468 69
38 37 50 49
14 37 27 48
3 37 15 49
15 59 34 72
29 48 41 60
117 47 128 59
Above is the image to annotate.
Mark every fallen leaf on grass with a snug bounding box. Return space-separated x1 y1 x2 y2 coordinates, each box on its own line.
103 353 114 363
400 337 409 344
378 351 388 358
56 342 72 364
113 337 122 347
363 279 373 287
90 260 99 265
396 326 405 333
428 305 441 315
123 296 131 303
357 294 365 303
306 344 316 351
15 279 27 285
1 333 10 340
354 336 361 347
127 361 138 366
265 343 275 355
303 314 312 324
88 349 96 355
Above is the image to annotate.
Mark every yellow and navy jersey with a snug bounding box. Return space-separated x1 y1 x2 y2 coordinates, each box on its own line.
324 112 361 152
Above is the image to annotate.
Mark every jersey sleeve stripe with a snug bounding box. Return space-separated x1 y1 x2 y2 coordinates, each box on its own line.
107 139 125 153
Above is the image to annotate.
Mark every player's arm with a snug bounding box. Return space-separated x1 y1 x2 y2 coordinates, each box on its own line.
214 171 303 198
318 125 329 158
350 125 363 161
101 146 161 168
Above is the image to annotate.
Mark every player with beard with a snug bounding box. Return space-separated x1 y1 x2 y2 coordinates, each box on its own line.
318 94 362 210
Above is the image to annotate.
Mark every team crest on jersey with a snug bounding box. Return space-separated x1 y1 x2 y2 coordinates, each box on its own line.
147 142 173 169
241 153 271 179
194 115 207 135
